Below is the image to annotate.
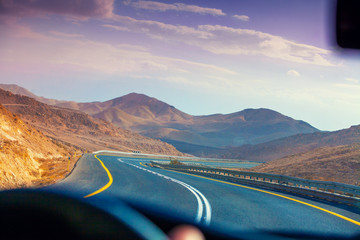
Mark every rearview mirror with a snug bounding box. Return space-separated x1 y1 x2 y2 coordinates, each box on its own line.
337 0 360 49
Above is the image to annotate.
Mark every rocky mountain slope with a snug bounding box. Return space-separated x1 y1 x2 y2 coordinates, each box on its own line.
219 124 360 161
0 89 184 156
0 104 78 189
250 144 360 186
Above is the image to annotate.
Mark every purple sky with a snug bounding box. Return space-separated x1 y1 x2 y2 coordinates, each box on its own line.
1 0 360 131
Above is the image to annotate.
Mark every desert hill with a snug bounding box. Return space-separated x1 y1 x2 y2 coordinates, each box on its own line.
0 104 78 189
250 144 360 186
219 124 360 161
0 89 184 156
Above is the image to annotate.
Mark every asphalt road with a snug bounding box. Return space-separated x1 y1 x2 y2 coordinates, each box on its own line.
52 153 360 237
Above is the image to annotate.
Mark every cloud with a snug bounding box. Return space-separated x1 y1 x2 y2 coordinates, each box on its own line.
101 24 130 32
333 84 360 92
197 25 334 66
0 0 114 22
49 31 83 38
0 1 335 67
345 77 359 84
0 24 237 83
124 0 226 16
110 15 213 40
105 17 335 66
287 70 300 77
233 15 249 21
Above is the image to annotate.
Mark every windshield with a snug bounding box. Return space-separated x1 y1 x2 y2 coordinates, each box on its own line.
2 0 359 131
0 0 360 238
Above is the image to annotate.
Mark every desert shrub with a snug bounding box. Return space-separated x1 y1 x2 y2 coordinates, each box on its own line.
170 159 183 165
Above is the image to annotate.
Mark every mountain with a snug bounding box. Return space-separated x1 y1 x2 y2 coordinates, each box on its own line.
0 89 184 156
101 92 193 122
250 144 360 186
220 125 360 161
0 84 320 156
0 104 78 189
57 93 319 150
57 92 193 124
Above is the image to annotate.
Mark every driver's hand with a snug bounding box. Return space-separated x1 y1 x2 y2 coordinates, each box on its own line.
169 225 205 240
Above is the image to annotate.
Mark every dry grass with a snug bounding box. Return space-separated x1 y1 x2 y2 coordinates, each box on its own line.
32 155 81 186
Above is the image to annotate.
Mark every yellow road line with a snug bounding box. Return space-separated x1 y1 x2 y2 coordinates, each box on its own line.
139 162 148 167
84 155 113 198
163 169 360 227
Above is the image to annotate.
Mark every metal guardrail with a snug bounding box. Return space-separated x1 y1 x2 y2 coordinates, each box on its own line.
150 160 212 167
93 150 256 163
150 161 360 208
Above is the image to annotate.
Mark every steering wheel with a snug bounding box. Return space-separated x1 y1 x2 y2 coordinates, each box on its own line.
0 189 167 240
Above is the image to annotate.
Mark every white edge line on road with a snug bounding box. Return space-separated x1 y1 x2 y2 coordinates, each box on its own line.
176 181 203 223
120 159 211 226
188 185 212 225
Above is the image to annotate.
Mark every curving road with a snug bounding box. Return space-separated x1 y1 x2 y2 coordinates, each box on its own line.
52 153 360 237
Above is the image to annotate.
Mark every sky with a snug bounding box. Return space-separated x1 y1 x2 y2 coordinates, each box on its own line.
0 0 360 131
